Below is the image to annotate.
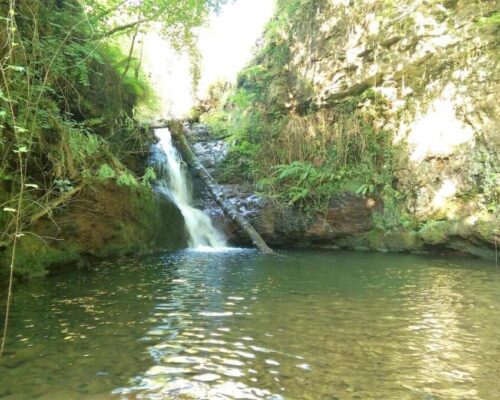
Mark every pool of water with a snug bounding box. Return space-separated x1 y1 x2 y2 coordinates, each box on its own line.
1 250 499 399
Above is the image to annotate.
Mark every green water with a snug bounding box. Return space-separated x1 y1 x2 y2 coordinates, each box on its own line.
1 250 499 399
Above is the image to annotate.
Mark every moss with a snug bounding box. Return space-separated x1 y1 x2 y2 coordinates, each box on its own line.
200 110 230 138
0 183 187 281
331 228 421 253
418 220 449 245
127 186 188 250
383 230 422 252
446 239 496 260
365 230 388 252
475 218 499 244
334 235 370 251
3 236 82 280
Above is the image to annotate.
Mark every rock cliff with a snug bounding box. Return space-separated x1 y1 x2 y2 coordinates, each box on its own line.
195 0 499 258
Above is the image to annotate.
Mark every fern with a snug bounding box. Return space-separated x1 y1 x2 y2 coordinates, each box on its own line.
97 164 116 180
117 172 138 187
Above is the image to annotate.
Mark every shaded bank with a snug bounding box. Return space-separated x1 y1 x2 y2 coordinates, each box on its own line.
0 182 187 281
0 1 188 281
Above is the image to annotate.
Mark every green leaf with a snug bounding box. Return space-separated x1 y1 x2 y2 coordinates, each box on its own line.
7 65 25 72
13 125 28 133
97 163 116 180
13 145 28 153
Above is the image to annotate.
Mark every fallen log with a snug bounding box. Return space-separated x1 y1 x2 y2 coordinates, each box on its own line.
167 121 273 255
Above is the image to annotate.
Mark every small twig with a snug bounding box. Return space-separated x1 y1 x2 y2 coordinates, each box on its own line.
29 183 84 226
1 0 24 359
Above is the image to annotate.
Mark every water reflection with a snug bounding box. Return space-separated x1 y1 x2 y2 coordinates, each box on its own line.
113 249 287 399
404 272 476 399
0 250 499 400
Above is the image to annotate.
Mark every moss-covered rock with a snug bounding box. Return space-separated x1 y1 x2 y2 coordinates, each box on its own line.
0 182 187 281
199 0 499 259
475 217 499 245
366 229 422 252
418 221 449 245
4 237 82 279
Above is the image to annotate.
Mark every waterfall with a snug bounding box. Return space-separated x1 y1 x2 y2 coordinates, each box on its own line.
152 128 227 249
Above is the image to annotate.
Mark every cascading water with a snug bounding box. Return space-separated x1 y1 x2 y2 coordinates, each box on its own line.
152 127 226 249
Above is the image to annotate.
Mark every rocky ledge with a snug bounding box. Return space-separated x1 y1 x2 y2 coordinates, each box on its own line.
188 124 498 260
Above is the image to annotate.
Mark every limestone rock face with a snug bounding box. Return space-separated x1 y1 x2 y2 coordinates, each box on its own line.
194 0 498 258
191 0 500 257
285 1 498 219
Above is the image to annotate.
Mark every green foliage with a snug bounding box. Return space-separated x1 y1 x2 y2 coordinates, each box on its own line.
238 65 269 87
418 220 449 245
67 128 102 168
101 44 157 110
372 186 415 231
230 88 254 109
456 145 499 214
258 161 345 207
276 0 314 17
97 163 116 180
236 63 291 109
117 172 138 187
218 140 261 182
141 166 157 187
0 0 174 243
356 183 376 196
88 0 228 44
201 0 415 213
200 111 230 138
220 90 396 206
0 0 233 284
476 11 500 27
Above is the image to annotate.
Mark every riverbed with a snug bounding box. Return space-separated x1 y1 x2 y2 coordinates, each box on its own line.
1 250 499 399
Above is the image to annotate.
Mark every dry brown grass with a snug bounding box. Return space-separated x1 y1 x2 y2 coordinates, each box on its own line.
258 108 371 172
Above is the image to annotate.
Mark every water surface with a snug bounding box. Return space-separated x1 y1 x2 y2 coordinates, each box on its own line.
1 250 499 399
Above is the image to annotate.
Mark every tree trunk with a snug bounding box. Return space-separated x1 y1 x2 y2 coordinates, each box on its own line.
122 10 141 77
167 121 274 255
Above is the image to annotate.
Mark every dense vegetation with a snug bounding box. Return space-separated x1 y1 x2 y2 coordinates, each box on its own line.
196 3 400 216
194 0 498 262
0 0 226 242
0 0 225 356
196 0 498 233
0 0 226 270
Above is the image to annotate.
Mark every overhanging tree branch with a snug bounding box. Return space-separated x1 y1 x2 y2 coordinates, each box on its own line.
99 18 149 38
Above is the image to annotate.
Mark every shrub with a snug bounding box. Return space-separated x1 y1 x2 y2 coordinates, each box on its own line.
200 110 230 138
97 164 116 180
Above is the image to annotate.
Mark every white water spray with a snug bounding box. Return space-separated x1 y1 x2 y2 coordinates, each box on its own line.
153 128 226 249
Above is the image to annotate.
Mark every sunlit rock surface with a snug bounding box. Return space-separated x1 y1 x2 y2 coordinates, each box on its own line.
191 0 498 258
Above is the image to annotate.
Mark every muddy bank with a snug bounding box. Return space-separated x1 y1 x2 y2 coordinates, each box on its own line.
0 182 187 281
